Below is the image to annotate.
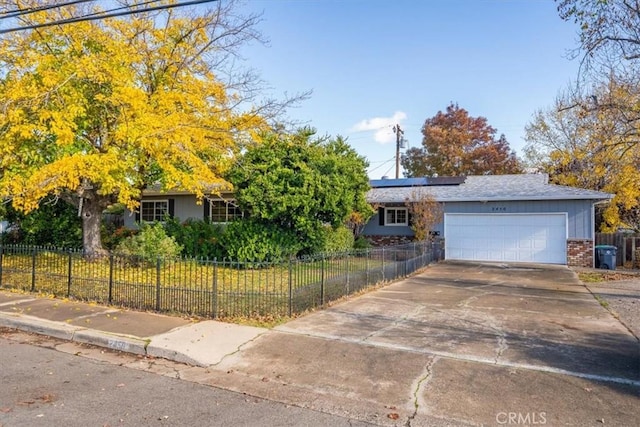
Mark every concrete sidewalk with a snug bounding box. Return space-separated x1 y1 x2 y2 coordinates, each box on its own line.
0 291 266 367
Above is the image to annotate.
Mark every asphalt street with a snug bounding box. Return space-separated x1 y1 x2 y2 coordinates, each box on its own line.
0 333 373 427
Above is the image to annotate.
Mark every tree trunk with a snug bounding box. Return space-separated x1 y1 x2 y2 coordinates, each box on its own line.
81 192 108 260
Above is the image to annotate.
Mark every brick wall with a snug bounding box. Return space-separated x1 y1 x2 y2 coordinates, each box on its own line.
366 235 414 246
567 239 593 267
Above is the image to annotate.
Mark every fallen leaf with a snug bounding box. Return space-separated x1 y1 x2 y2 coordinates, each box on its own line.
39 394 55 403
387 413 399 420
0 407 12 413
116 383 125 387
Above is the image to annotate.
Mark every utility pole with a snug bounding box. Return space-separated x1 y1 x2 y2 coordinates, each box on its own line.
393 124 404 179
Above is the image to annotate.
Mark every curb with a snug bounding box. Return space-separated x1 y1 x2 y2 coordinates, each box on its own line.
74 329 148 356
0 313 148 357
0 313 79 341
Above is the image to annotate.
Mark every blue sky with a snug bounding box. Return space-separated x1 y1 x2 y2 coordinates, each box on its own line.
238 0 581 177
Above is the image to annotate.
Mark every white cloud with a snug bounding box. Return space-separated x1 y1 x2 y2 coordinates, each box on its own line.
350 111 407 144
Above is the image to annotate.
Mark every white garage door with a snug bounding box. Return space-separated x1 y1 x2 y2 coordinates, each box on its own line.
444 213 567 264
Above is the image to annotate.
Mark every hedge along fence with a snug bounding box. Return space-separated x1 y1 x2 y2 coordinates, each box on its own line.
0 241 440 319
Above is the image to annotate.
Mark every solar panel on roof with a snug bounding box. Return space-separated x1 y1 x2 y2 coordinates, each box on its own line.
369 178 428 188
369 176 465 188
426 176 466 186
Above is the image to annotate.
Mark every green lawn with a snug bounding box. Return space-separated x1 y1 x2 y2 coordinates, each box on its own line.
0 250 392 320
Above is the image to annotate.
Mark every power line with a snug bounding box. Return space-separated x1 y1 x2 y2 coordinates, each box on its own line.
53 0 165 24
368 157 396 174
0 0 94 20
0 0 219 34
381 162 395 179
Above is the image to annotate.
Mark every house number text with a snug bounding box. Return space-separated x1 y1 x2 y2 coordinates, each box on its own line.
491 206 507 212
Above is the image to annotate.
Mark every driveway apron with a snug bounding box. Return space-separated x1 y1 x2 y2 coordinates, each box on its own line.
214 261 639 426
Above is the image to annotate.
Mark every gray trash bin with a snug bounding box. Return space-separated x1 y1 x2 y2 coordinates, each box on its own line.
595 245 617 270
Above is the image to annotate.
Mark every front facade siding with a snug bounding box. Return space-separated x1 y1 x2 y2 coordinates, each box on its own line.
364 200 596 240
364 199 599 266
362 213 414 236
124 194 205 229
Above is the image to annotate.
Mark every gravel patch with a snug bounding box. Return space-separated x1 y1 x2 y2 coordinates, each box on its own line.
585 279 640 340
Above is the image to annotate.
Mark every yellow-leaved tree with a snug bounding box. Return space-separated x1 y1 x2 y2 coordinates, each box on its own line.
0 0 289 257
524 78 640 231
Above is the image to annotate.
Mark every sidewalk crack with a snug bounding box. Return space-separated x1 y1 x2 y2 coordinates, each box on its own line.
211 330 269 366
406 356 437 427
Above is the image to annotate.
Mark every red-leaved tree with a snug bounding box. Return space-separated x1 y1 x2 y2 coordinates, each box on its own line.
401 103 521 177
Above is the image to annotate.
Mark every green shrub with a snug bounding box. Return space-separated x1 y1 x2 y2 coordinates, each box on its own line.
102 224 136 250
163 217 225 259
115 222 183 264
220 219 302 262
2 199 82 247
322 225 355 253
353 236 371 249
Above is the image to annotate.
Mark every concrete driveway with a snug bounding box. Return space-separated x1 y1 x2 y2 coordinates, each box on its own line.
213 261 639 426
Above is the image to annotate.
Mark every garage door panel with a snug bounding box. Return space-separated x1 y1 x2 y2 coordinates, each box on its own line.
445 213 567 264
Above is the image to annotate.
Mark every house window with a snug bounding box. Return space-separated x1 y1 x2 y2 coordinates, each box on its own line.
141 200 169 222
385 207 408 226
208 200 243 223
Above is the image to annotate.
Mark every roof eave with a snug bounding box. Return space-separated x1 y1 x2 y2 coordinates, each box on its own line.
367 195 614 203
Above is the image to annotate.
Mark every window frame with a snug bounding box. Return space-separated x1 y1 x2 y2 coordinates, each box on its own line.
384 207 409 226
207 199 243 224
140 199 169 223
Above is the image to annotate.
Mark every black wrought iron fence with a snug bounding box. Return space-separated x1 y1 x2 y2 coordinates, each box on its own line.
0 241 440 319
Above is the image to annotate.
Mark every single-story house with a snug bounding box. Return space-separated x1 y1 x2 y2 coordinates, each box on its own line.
362 174 612 267
126 173 612 268
123 188 242 228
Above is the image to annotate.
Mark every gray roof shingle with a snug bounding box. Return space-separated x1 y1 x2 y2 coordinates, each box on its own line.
366 174 613 204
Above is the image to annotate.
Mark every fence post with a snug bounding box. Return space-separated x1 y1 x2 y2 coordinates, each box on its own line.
155 257 161 311
31 246 36 292
381 247 385 281
67 251 72 298
212 258 218 319
345 255 350 295
394 247 398 279
288 258 293 317
0 245 3 288
365 249 370 286
108 254 114 304
320 256 325 307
